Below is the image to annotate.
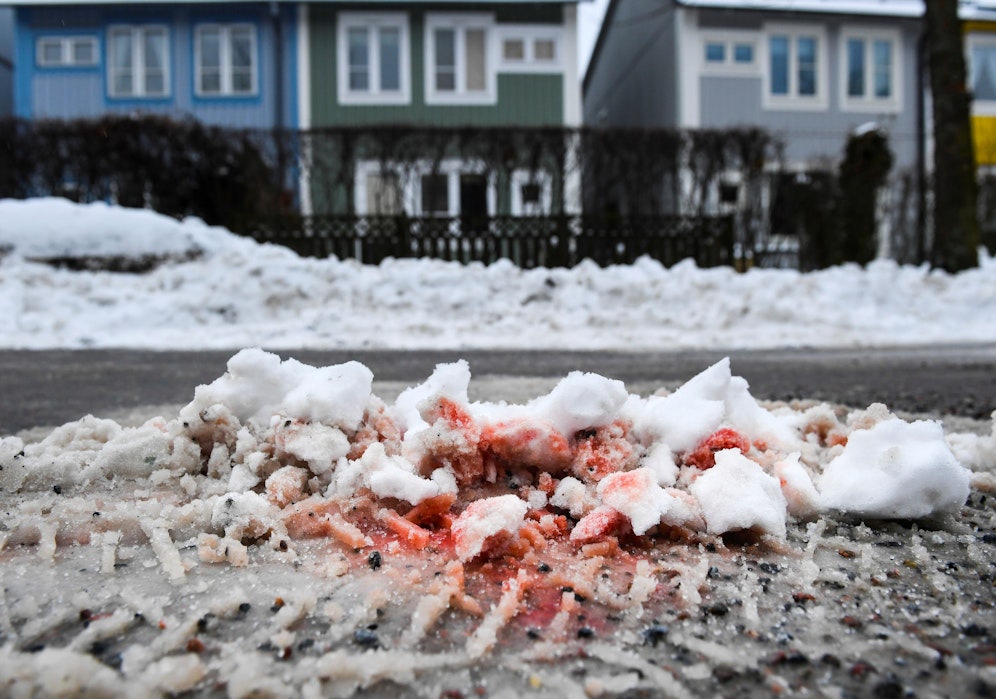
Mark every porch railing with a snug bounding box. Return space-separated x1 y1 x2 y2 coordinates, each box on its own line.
249 214 735 269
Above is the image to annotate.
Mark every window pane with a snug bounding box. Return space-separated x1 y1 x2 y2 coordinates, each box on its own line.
114 72 133 95
847 38 865 97
201 71 221 94
231 29 253 69
769 36 788 95
41 40 62 64
421 174 449 215
465 28 486 92
503 38 525 61
145 72 165 95
734 43 753 64
73 39 95 64
873 39 892 98
797 36 817 96
434 28 455 91
232 71 252 93
705 42 725 63
534 38 555 61
348 27 369 91
200 29 220 70
110 31 132 70
379 26 400 91
144 29 165 70
972 45 996 101
367 173 402 215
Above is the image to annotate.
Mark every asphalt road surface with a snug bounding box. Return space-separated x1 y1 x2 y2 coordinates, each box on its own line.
1 344 994 435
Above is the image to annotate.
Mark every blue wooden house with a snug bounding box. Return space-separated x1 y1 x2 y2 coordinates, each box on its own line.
7 0 300 129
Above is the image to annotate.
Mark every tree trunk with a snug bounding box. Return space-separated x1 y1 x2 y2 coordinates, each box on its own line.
925 0 980 271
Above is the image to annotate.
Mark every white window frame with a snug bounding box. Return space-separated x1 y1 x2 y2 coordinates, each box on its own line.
107 25 170 99
337 12 411 105
762 24 828 111
510 169 553 215
968 32 996 116
496 25 564 72
700 32 759 76
425 13 497 105
840 27 901 113
36 35 99 68
194 23 258 98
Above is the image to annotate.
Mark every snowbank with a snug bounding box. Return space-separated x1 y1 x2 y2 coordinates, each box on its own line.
1 198 995 350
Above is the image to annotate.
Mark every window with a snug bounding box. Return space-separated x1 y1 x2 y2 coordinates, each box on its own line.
841 28 900 112
498 26 564 72
503 38 525 62
969 33 996 116
764 25 827 109
511 170 552 215
195 24 257 97
107 26 169 98
338 13 410 104
36 36 99 68
366 172 403 215
701 34 758 75
426 14 495 104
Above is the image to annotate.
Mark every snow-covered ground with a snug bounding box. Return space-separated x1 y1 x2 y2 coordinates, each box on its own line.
1 197 995 351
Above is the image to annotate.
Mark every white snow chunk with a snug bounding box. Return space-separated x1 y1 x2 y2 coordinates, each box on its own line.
334 442 440 505
451 494 528 561
689 449 788 538
184 348 372 429
774 452 821 519
724 375 798 448
551 476 595 518
819 418 971 519
597 467 673 535
393 360 472 435
634 359 730 453
528 371 629 436
643 442 679 486
276 421 350 475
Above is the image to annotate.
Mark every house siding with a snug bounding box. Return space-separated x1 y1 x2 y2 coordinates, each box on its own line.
14 2 298 129
585 2 922 170
309 4 564 128
696 9 921 170
582 0 676 127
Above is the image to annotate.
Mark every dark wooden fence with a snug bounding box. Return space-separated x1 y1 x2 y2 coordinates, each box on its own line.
249 214 734 269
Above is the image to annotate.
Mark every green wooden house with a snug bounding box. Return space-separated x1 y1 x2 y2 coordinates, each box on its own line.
296 1 585 222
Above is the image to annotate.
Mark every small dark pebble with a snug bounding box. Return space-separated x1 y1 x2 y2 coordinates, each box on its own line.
982 534 996 545
875 540 903 548
257 641 277 652
821 653 842 668
769 649 809 666
24 643 45 653
577 627 595 639
52 484 62 495
238 602 251 615
642 625 669 647
704 542 716 552
79 609 93 623
965 623 989 638
713 664 738 683
872 677 904 699
705 603 729 617
353 628 379 649
573 592 587 602
197 614 215 633
973 678 994 697
707 566 721 579
89 640 111 656
758 562 781 575
526 628 541 640
297 638 315 651
537 562 551 573
368 551 382 570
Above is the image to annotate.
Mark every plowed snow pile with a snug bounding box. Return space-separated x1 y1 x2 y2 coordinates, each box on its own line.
1 350 994 698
